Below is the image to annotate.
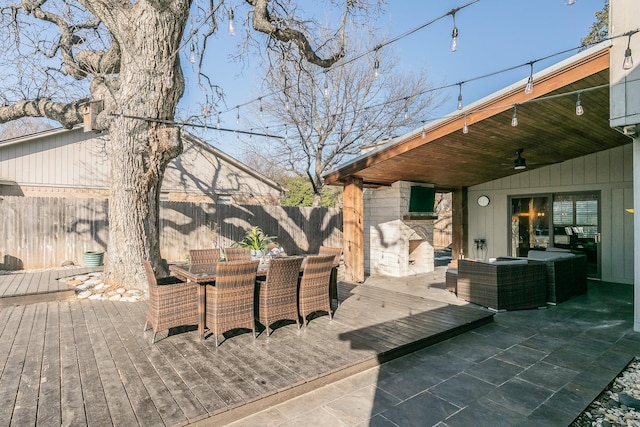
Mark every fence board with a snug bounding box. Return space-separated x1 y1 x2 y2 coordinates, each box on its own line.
0 196 342 269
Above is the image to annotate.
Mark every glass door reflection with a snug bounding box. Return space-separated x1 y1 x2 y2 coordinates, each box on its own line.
510 196 550 257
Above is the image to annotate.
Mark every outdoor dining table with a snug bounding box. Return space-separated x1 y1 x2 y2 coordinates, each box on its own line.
169 261 280 339
169 256 336 339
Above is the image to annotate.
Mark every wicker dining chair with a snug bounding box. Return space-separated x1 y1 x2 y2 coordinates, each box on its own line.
189 248 221 264
255 256 304 336
223 247 251 262
205 260 260 346
319 246 342 306
298 254 335 327
142 260 199 344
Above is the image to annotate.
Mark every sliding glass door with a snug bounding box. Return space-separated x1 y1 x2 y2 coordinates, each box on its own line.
552 192 600 278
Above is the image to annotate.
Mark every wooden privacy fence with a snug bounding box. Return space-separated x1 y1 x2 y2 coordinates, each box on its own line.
0 196 342 270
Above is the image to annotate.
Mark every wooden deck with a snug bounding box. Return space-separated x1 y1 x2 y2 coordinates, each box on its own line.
0 269 493 426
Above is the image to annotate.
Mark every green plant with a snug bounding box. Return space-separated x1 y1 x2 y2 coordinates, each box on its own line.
235 226 277 251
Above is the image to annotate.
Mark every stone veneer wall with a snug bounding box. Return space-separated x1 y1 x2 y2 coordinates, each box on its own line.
364 181 435 277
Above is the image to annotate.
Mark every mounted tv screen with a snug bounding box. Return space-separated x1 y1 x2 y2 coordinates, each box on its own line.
408 186 435 214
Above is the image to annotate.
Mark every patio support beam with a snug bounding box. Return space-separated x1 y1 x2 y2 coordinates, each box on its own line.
451 187 468 260
343 176 364 282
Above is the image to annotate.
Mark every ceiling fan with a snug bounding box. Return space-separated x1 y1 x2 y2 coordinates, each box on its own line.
513 148 527 170
506 148 557 171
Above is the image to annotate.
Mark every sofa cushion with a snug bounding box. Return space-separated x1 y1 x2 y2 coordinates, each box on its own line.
527 250 574 261
484 258 528 265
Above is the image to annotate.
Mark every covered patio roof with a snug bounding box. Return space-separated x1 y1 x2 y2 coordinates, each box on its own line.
324 43 631 190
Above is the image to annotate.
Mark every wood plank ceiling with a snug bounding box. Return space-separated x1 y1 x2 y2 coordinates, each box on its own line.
324 48 631 190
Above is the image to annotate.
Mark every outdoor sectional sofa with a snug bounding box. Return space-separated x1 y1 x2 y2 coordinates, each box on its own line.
456 258 547 311
526 249 587 304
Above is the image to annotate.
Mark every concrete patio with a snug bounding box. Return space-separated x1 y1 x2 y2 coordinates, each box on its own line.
224 274 638 427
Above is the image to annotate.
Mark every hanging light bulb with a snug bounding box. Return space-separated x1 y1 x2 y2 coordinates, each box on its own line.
623 34 634 70
462 116 469 134
259 98 263 119
450 12 458 52
236 106 240 126
284 125 288 142
524 63 534 94
228 8 236 36
404 102 409 120
373 49 380 78
575 92 584 116
421 124 426 138
511 105 518 127
457 83 463 110
324 75 329 99
189 43 196 64
216 112 221 130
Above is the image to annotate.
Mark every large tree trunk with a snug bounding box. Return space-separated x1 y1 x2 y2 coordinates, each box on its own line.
101 2 188 290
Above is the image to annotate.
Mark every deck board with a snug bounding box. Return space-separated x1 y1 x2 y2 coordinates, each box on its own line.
0 272 493 426
37 302 62 427
59 302 89 426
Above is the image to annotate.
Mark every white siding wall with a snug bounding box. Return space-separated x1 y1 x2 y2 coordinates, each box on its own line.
468 144 633 284
163 141 279 201
0 128 281 202
0 129 108 188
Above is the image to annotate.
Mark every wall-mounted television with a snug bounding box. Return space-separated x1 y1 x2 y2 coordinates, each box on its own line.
405 185 436 219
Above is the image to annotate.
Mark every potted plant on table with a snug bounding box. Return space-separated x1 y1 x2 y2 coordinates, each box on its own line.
235 226 277 260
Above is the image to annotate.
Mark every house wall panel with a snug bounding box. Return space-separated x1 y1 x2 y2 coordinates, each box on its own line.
584 152 598 184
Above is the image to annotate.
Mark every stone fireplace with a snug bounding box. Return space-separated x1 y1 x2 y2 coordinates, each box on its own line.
364 181 435 277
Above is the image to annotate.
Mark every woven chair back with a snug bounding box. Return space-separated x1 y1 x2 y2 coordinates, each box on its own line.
319 246 342 265
215 260 260 289
142 260 159 290
189 248 220 264
224 247 251 262
298 254 335 326
255 256 304 334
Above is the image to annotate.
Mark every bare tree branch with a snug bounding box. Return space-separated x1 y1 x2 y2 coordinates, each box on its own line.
0 98 85 127
248 0 344 68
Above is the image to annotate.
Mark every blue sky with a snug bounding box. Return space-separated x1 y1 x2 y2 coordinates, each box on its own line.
180 0 605 158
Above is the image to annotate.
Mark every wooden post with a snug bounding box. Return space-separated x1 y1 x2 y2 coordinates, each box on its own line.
343 176 364 282
451 187 468 261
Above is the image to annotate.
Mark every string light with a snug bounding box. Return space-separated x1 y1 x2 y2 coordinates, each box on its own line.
404 100 409 120
421 122 426 138
462 116 469 134
457 83 463 110
324 73 329 99
623 33 634 70
259 97 263 119
524 62 534 94
450 11 459 52
511 105 518 127
216 112 221 129
373 48 380 78
189 43 196 64
228 8 236 36
575 92 584 116
236 106 240 126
